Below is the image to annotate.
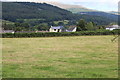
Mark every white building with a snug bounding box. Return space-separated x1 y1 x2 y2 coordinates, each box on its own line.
49 26 77 32
106 25 120 31
49 26 65 32
1 30 14 33
66 27 77 32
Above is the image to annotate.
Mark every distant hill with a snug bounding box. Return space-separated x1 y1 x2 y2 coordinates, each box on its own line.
39 1 118 21
107 11 119 15
2 2 76 22
2 2 118 25
67 8 95 13
78 11 118 20
47 2 118 16
43 1 95 13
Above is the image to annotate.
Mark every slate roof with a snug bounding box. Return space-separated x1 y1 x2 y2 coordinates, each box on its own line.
51 26 64 29
66 27 76 32
107 25 120 28
1 30 14 33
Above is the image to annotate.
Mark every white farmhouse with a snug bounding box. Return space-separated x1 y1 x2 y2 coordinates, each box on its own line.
1 30 15 33
106 25 120 31
49 26 77 32
49 26 65 32
66 27 77 32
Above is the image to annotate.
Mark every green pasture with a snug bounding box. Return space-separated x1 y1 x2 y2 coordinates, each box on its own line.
2 36 118 78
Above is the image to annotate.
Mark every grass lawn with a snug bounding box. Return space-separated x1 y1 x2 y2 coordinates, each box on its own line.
2 36 118 78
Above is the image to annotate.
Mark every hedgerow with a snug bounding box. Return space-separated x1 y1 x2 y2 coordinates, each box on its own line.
1 30 120 38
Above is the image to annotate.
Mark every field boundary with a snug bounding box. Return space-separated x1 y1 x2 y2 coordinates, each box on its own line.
1 30 120 38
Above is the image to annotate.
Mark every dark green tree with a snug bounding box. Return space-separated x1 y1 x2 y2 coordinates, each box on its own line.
2 21 7 30
58 22 64 26
76 19 87 31
2 21 15 30
21 23 30 31
37 24 49 31
86 22 94 31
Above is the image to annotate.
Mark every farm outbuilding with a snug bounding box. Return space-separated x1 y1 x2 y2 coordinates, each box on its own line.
106 25 120 31
49 26 66 32
49 26 77 32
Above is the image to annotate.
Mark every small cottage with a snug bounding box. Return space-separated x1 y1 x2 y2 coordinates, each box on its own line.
106 25 120 31
49 26 65 32
66 27 77 32
1 30 14 33
49 26 77 32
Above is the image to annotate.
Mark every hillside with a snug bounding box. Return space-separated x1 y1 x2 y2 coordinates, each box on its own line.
78 12 118 21
47 2 118 18
2 2 117 25
43 1 95 13
41 1 96 13
2 2 75 22
67 8 95 13
107 11 119 15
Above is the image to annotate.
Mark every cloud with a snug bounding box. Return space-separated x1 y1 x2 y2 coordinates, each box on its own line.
2 0 119 4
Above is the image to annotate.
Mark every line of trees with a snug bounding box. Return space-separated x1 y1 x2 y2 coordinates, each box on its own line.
2 19 111 32
2 22 31 31
2 21 50 31
76 19 106 31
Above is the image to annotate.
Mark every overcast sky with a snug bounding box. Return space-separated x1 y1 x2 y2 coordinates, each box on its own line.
2 0 119 11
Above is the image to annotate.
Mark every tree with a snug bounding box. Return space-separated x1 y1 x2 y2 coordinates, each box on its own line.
58 22 64 26
14 27 25 32
14 22 31 31
2 21 15 30
48 22 56 26
2 21 7 30
21 23 30 31
14 22 21 27
37 24 49 31
86 22 94 31
76 19 87 31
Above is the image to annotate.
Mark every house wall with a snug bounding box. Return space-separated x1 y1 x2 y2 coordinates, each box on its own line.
72 27 77 32
2 30 15 33
106 28 116 31
49 28 62 32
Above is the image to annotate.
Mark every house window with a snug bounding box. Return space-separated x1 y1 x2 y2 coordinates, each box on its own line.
54 29 56 31
58 29 60 32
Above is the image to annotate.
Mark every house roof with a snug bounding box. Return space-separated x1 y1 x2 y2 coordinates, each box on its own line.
107 25 120 28
66 27 76 32
1 30 14 33
51 26 64 29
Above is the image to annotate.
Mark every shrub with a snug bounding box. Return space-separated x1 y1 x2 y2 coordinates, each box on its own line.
1 30 120 38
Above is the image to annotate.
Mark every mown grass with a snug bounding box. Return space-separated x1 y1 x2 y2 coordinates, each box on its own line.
2 36 118 78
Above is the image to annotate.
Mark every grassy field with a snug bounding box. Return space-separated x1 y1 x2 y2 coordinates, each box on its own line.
2 36 118 78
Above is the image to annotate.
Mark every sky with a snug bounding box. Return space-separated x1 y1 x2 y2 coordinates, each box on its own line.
1 0 119 11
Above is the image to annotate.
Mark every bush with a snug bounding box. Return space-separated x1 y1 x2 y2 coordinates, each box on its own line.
1 30 120 38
